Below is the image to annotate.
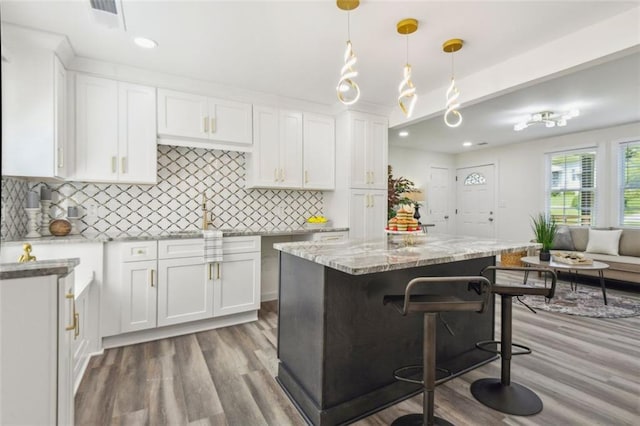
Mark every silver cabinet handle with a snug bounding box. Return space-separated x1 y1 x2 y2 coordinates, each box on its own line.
204 117 209 133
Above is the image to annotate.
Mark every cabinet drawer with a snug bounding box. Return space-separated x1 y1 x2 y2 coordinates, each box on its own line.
223 236 260 254
159 238 204 259
121 241 157 262
311 231 348 242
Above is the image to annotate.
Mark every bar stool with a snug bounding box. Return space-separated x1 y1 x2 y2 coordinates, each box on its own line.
383 275 492 426
470 265 557 416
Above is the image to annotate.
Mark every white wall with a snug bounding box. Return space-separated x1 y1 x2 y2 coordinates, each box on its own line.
455 122 640 242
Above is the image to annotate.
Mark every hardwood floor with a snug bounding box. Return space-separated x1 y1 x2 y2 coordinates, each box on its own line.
76 275 640 425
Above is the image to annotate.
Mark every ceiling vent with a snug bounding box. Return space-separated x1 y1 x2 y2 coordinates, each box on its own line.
89 0 126 30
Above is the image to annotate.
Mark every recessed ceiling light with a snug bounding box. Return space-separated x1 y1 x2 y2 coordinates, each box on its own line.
134 37 158 49
462 141 473 147
399 130 409 137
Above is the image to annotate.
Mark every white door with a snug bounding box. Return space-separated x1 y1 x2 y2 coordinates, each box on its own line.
349 190 368 240
75 74 118 181
427 167 452 234
279 110 303 188
121 260 157 332
118 82 157 184
57 272 75 426
252 105 281 186
53 55 68 178
209 98 252 145
456 164 496 238
368 117 388 189
368 190 388 240
157 257 213 326
157 88 208 139
350 113 369 188
213 252 261 317
303 113 335 190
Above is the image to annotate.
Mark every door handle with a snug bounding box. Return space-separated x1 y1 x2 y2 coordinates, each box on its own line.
274 168 278 182
204 117 209 133
121 157 126 174
217 263 221 279
58 146 64 168
149 269 155 287
111 156 117 173
488 217 494 222
65 292 76 332
444 215 449 219
304 170 309 184
210 117 216 133
208 263 213 280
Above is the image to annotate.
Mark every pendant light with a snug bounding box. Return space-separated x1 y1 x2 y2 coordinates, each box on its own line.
336 0 360 105
397 18 418 118
443 38 463 128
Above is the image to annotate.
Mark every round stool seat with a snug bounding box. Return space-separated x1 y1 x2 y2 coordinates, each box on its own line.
470 378 542 416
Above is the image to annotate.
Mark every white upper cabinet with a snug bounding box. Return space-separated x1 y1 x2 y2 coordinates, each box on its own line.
2 49 70 179
246 105 303 189
349 112 388 190
75 75 157 184
303 113 335 190
157 88 252 151
247 106 335 190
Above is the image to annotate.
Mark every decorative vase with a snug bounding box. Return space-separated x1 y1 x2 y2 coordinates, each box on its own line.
539 250 551 261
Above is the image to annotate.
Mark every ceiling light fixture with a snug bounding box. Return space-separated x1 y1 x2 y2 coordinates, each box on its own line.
397 18 418 118
443 38 463 128
513 109 580 131
399 130 409 137
134 37 157 49
336 0 360 105
463 141 472 147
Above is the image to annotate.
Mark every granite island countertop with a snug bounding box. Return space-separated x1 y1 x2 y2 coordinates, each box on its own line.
274 233 539 275
0 258 80 280
1 226 349 245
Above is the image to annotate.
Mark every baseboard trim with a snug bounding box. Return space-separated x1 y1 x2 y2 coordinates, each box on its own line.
261 291 278 301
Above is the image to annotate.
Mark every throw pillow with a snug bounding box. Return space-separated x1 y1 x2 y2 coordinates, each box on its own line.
552 226 575 250
586 229 623 256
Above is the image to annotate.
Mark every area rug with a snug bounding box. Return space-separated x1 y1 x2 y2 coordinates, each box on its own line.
518 282 640 319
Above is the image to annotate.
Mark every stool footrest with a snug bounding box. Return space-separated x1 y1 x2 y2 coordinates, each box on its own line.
476 340 532 356
393 365 453 385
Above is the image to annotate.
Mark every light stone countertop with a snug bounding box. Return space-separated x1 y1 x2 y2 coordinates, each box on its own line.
274 233 539 275
0 258 80 280
1 226 349 245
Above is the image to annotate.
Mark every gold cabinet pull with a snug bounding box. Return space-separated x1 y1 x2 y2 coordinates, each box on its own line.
210 117 216 133
304 170 309 184
281 168 285 182
370 171 374 184
65 292 76 331
370 195 375 207
74 313 80 338
217 263 221 279
274 168 278 182
204 116 209 133
150 269 155 287
111 156 117 173
58 146 64 168
121 157 126 174
208 263 213 280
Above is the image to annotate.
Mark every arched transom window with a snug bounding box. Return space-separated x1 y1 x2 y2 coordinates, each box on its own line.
464 172 486 185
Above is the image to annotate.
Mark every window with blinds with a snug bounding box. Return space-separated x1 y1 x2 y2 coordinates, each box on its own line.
620 141 640 227
547 149 597 225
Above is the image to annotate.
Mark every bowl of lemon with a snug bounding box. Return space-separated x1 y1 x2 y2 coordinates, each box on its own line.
305 215 331 229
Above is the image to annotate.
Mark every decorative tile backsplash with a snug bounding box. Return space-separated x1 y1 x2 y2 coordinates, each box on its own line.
1 145 324 239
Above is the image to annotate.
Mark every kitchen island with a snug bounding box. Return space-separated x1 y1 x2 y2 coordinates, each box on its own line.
273 234 538 426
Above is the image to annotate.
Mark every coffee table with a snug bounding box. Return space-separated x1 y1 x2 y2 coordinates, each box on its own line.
520 256 610 305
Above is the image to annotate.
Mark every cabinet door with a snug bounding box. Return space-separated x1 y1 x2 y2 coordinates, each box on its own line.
157 88 209 140
368 117 388 189
251 105 281 186
53 55 69 178
279 110 303 188
209 98 252 145
213 252 261 317
157 257 213 326
368 190 388 240
303 113 335 190
75 74 118 181
118 82 157 184
58 272 75 426
349 191 368 240
350 113 369 188
121 260 157 332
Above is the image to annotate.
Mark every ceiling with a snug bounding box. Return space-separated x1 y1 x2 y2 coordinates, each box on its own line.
1 1 639 153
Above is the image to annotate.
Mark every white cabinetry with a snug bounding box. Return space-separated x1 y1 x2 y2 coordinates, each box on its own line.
247 106 303 188
157 88 252 151
349 190 387 240
303 113 335 190
2 48 70 179
75 74 157 184
1 271 75 425
121 259 158 332
349 112 388 189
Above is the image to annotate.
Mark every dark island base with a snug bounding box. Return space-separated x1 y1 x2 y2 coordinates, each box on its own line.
277 253 497 425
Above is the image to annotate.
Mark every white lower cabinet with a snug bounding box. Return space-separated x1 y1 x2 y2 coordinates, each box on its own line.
214 251 261 317
349 190 387 240
121 259 158 333
0 271 75 426
158 256 213 326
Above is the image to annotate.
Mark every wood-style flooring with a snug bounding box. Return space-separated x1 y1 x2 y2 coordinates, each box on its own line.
75 273 640 425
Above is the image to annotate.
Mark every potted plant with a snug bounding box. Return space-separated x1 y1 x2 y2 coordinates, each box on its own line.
531 213 557 261
387 165 420 220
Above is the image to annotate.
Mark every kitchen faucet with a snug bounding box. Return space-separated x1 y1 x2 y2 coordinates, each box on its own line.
202 193 215 230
